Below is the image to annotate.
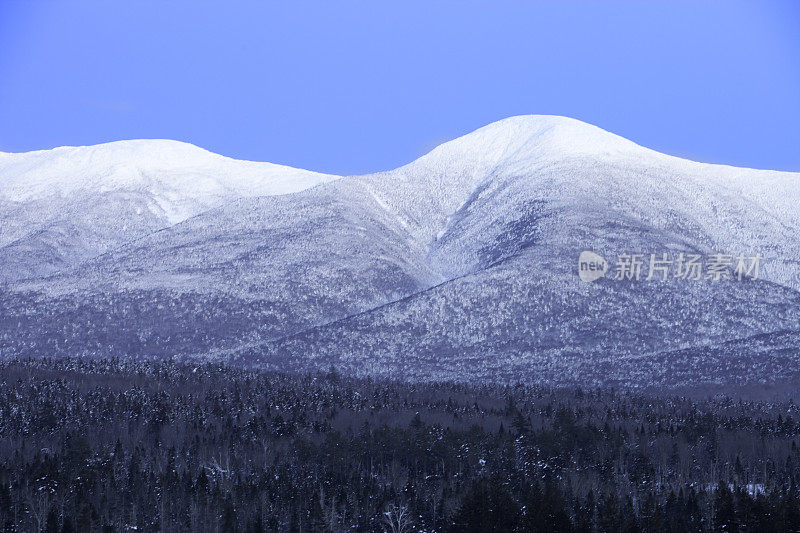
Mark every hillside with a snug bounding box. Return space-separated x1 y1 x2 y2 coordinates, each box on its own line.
1 116 799 391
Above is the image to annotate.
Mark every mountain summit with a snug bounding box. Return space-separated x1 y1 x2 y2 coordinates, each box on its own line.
1 116 799 391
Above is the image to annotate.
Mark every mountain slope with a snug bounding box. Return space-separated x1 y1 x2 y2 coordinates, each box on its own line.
0 139 336 281
1 116 799 391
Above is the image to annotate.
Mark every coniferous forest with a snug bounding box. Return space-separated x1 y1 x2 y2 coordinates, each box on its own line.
1 358 800 532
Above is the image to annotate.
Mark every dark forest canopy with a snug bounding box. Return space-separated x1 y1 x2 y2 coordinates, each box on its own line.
0 357 799 532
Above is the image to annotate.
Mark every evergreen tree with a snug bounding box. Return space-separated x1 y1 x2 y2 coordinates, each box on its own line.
220 497 237 533
450 477 520 532
597 492 622 533
44 508 59 533
713 482 737 532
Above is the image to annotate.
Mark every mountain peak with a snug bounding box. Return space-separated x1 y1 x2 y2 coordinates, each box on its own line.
0 138 212 165
0 138 336 209
413 115 646 173
2 116 800 391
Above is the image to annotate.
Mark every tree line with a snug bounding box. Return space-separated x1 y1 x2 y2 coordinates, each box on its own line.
0 358 799 531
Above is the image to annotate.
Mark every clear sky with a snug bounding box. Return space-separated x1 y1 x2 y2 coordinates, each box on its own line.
1 0 799 174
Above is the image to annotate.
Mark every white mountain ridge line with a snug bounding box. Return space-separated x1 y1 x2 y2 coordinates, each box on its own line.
1 115 799 290
2 115 796 204
0 138 338 224
1 116 799 387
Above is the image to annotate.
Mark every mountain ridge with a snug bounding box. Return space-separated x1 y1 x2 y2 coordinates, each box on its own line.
3 115 796 182
1 115 799 391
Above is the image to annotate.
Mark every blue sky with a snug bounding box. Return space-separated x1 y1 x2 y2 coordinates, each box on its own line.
1 1 799 174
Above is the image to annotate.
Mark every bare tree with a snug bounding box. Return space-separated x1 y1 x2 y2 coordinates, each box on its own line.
381 504 412 533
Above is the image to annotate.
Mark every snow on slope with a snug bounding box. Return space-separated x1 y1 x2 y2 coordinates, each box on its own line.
0 139 336 224
0 139 338 281
356 115 800 288
1 115 798 289
1 116 800 389
221 117 800 386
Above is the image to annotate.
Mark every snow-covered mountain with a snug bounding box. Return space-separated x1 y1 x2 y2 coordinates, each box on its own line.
0 139 336 281
1 116 799 391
